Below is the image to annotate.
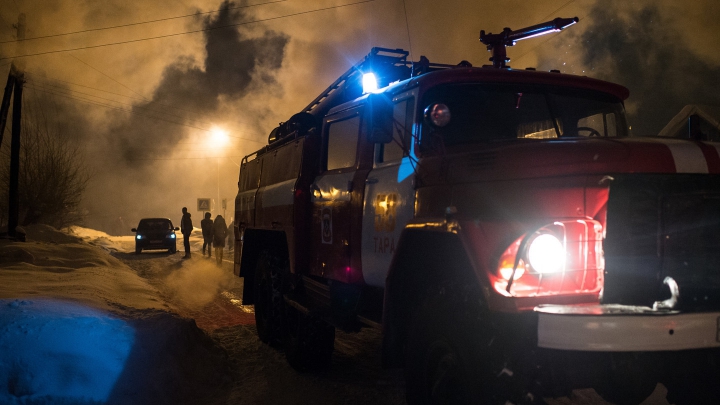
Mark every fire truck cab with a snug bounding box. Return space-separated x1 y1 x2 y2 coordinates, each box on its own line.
234 18 720 405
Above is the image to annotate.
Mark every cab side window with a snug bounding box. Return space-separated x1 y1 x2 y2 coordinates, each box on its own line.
326 115 361 170
379 98 414 163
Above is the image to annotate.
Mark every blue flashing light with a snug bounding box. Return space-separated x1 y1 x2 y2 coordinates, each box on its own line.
362 73 379 94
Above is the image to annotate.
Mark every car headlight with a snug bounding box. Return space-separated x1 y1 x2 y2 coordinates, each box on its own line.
527 233 565 273
136 235 142 240
494 220 603 297
169 234 176 239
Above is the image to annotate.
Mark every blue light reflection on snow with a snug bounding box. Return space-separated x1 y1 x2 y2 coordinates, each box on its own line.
0 299 135 403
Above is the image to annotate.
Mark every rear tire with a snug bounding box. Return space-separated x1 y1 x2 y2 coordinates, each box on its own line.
284 306 335 372
253 250 287 345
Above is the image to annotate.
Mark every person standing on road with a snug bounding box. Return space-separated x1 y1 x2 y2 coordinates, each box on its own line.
201 212 214 258
213 214 227 266
226 216 234 252
181 207 193 259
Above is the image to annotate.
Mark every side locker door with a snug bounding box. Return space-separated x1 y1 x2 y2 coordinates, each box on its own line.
310 107 366 283
361 90 418 288
235 156 262 277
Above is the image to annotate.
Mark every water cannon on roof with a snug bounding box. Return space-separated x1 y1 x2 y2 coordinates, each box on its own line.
480 17 579 69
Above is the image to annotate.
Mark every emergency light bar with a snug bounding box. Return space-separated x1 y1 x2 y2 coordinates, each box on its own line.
362 73 379 94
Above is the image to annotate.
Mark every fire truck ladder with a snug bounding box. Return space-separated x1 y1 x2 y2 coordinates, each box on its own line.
302 47 410 114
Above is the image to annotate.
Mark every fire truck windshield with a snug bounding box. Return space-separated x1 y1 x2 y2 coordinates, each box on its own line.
420 83 627 149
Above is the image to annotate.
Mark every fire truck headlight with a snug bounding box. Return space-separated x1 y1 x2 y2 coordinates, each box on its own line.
527 233 565 273
424 103 451 127
362 73 379 94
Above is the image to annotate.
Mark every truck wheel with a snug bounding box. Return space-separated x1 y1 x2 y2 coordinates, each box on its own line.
593 353 657 405
405 295 537 405
253 250 287 345
284 306 335 372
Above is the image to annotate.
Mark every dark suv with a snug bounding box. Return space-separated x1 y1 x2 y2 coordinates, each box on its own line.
131 218 179 254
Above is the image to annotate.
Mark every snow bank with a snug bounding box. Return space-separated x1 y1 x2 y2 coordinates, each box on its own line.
0 225 232 405
0 226 164 312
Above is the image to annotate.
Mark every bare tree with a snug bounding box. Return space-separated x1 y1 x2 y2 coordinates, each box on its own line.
0 87 90 230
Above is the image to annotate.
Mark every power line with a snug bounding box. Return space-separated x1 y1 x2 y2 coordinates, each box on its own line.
0 0 375 61
25 83 265 144
25 79 214 128
28 79 262 143
101 155 248 161
0 0 290 45
26 73 150 102
67 54 149 101
25 83 210 130
26 72 226 124
401 0 413 60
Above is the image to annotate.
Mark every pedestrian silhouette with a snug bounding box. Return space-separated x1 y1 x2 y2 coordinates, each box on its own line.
213 215 227 266
180 207 193 258
201 212 213 258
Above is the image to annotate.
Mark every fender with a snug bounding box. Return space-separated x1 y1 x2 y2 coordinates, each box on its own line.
382 226 482 368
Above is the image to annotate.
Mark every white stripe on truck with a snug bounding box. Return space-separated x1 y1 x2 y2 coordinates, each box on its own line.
654 139 708 173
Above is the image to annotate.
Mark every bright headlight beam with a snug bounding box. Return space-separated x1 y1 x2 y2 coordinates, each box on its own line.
528 234 565 273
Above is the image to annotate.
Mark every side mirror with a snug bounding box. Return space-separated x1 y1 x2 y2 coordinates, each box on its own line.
131 228 137 232
174 227 180 231
366 93 394 144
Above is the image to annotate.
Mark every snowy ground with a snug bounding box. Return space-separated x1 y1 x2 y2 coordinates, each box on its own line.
0 225 230 405
0 225 673 405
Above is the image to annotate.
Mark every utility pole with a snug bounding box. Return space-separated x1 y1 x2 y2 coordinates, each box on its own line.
5 13 25 239
0 71 15 146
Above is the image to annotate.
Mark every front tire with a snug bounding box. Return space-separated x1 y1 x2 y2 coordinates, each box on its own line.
405 293 538 405
135 247 142 255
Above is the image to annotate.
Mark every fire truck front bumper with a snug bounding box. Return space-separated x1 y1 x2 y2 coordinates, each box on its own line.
535 304 720 352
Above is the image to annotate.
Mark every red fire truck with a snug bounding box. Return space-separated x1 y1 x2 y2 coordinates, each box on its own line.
234 18 720 405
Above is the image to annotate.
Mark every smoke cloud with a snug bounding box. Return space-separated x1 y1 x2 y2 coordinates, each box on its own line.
76 1 289 232
3 0 720 233
105 1 288 162
539 0 720 136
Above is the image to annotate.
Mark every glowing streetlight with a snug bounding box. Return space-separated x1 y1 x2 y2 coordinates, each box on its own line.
209 127 229 215
210 127 229 149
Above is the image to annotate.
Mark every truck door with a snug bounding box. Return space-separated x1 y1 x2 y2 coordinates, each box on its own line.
361 91 417 287
310 106 370 284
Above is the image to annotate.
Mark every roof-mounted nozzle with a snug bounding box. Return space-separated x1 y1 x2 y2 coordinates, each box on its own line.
480 17 579 69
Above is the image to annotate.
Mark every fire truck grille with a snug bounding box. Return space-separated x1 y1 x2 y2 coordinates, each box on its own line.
603 174 720 311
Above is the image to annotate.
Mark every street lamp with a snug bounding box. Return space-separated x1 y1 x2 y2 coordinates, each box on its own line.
209 127 229 214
